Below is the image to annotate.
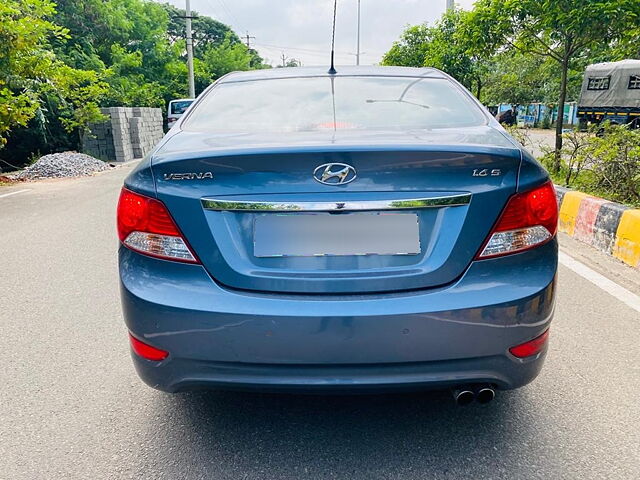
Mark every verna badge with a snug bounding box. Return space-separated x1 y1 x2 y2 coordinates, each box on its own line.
313 163 357 185
164 172 213 181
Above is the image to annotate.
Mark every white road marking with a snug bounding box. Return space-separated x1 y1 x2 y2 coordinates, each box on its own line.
559 251 640 314
0 189 30 199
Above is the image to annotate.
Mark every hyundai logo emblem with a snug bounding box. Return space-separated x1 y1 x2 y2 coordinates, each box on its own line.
313 163 357 185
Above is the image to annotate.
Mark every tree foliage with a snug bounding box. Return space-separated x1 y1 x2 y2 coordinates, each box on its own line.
383 0 640 171
464 0 640 170
382 9 489 98
1 0 269 168
481 52 586 105
382 25 432 68
0 0 106 150
539 124 640 205
165 3 234 56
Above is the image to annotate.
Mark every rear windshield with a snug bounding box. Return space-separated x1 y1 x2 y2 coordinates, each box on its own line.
183 76 486 133
170 100 193 115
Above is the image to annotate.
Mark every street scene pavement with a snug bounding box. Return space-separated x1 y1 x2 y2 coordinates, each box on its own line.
1 165 640 479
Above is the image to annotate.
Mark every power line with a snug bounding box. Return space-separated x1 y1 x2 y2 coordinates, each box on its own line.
255 48 383 67
256 44 380 63
218 0 240 23
216 0 247 32
201 0 226 24
256 46 336 60
253 42 384 57
253 43 332 55
200 0 246 34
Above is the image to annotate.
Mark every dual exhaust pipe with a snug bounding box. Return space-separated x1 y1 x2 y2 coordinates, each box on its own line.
452 385 495 405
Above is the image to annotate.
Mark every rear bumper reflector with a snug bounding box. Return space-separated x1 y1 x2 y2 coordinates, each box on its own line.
129 333 169 361
509 329 550 358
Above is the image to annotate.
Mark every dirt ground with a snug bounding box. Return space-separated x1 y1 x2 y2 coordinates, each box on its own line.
515 128 556 158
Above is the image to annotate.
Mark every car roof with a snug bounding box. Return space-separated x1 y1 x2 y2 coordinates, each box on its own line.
218 66 448 83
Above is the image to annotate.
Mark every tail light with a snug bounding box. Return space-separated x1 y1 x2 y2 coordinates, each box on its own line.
129 333 169 361
477 181 557 259
509 329 549 358
117 188 199 263
168 117 178 123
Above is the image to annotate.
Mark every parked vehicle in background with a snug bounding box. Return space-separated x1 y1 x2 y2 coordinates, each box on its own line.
118 66 558 405
496 105 518 126
577 60 640 128
167 98 194 129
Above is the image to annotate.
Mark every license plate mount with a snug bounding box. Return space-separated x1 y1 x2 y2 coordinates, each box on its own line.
253 213 421 258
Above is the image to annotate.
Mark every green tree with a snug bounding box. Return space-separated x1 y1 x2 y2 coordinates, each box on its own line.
464 0 640 172
382 25 432 68
2 0 270 168
481 51 588 106
54 0 184 104
0 0 106 149
608 27 640 60
481 52 545 105
383 9 491 100
163 3 266 71
165 3 232 55
200 34 256 80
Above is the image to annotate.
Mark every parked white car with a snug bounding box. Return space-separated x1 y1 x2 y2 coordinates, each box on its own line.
167 98 194 129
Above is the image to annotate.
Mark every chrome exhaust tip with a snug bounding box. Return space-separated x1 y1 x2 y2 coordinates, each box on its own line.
452 387 475 406
475 385 495 404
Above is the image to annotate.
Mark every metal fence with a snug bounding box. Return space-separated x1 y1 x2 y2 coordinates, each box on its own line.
492 102 579 128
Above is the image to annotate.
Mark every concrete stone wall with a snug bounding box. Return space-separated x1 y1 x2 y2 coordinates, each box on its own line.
83 107 164 162
556 186 640 269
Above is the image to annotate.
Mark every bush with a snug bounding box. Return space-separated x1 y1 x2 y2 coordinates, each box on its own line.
542 123 640 206
505 125 532 149
586 124 640 204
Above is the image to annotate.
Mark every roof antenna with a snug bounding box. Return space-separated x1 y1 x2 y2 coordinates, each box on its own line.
328 0 338 74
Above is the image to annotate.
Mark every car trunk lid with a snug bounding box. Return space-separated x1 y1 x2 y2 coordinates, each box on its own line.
152 129 521 294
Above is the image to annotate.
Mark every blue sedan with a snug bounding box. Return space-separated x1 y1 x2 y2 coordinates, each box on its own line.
118 66 558 405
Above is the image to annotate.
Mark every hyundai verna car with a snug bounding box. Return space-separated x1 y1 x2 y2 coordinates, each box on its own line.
118 67 558 404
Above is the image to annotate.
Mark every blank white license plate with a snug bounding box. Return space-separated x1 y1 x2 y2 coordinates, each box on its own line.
254 213 420 257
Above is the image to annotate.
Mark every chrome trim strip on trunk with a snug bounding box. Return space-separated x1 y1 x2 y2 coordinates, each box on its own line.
201 194 471 212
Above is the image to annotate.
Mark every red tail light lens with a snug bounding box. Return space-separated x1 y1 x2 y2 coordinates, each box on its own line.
509 329 549 358
477 181 558 259
129 333 169 361
117 188 198 263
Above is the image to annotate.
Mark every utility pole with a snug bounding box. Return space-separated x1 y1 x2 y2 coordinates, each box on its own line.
244 31 256 49
185 0 195 98
281 53 287 67
446 0 454 10
356 0 361 66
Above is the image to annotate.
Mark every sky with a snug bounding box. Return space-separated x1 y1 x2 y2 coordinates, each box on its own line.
159 0 476 67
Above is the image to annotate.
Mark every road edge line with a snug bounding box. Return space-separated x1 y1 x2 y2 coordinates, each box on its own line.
0 189 30 199
559 251 640 314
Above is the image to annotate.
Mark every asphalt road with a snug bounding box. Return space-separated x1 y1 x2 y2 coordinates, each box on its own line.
1 165 640 480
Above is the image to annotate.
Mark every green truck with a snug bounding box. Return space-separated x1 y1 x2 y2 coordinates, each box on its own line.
577 59 640 128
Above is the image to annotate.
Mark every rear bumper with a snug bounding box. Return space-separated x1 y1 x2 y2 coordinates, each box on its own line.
119 240 557 393
131 353 547 394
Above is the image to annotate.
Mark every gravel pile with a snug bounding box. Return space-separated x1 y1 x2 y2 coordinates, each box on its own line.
18 152 110 180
